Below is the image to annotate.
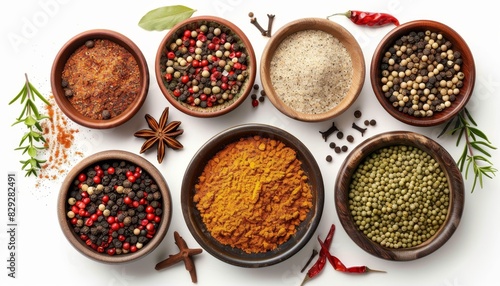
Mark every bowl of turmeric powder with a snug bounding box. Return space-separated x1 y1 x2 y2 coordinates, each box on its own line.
181 124 324 267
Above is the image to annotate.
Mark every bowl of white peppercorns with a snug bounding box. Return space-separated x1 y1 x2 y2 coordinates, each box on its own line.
57 150 172 263
335 131 464 261
370 20 475 127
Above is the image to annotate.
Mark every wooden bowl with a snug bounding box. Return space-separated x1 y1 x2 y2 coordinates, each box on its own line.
260 18 365 122
370 20 475 127
155 16 256 118
181 124 324 267
335 131 464 261
57 150 172 263
51 29 149 129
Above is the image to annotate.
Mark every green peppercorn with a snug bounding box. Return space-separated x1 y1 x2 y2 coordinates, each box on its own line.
348 145 449 249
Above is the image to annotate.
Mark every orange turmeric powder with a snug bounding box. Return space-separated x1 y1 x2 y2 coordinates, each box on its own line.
193 136 313 253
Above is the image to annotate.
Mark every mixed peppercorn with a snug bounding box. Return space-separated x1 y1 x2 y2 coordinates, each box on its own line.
66 160 163 256
160 22 251 108
380 30 464 117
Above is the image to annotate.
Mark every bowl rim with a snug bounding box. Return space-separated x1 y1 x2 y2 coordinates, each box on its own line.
57 150 172 263
260 17 365 122
155 15 257 118
50 29 150 129
180 123 324 267
334 131 465 261
370 19 476 127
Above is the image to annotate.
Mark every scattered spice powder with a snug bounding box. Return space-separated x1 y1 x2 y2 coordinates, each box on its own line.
193 136 313 253
270 30 353 114
61 39 141 120
37 94 82 185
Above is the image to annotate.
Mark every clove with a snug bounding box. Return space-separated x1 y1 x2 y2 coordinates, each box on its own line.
319 122 339 142
250 17 267 36
267 14 275 37
352 122 367 136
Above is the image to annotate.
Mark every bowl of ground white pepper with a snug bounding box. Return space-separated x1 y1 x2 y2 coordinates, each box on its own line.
155 16 256 118
57 150 172 263
335 131 465 261
370 20 475 127
181 124 324 267
51 29 150 129
260 17 365 122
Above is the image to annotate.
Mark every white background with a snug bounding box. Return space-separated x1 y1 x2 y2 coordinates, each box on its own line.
1 1 499 285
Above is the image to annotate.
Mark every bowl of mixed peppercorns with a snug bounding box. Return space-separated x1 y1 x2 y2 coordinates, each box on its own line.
370 20 475 127
155 16 257 118
51 29 150 129
335 131 465 261
57 150 172 263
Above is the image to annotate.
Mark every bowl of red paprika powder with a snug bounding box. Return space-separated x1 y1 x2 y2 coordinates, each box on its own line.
155 16 256 118
181 124 324 267
370 20 475 127
51 29 150 129
57 150 172 263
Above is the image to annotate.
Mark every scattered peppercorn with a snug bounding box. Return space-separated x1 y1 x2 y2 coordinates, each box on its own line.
258 96 265 102
260 89 266 97
251 94 257 100
334 146 341 154
337 131 344 139
364 120 370 126
369 119 377 126
354 110 362 118
341 145 348 152
346 135 354 143
253 84 259 90
329 142 336 149
326 155 333 162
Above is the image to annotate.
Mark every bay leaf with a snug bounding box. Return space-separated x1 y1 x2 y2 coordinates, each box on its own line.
138 5 196 31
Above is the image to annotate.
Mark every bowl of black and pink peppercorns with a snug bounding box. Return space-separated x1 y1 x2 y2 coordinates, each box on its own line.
370 20 475 127
57 150 172 263
155 16 257 118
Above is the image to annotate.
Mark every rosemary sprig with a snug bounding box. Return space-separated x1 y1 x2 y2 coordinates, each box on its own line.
438 108 497 192
9 73 51 177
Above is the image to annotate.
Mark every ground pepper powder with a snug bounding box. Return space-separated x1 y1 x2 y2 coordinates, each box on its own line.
193 136 313 253
37 94 82 185
62 39 141 120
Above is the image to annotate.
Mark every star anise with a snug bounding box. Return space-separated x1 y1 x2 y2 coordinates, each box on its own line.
134 107 183 163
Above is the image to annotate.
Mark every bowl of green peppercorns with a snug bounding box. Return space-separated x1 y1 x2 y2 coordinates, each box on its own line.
335 131 464 261
57 150 172 263
155 16 256 118
370 20 475 127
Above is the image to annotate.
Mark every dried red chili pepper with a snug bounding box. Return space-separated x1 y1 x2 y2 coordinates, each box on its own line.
327 10 400 26
317 236 386 274
300 224 336 286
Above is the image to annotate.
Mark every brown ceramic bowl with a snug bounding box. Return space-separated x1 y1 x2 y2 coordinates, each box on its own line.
181 124 324 267
51 29 149 129
57 150 172 263
260 18 365 122
370 20 475 127
335 131 464 261
155 16 256 118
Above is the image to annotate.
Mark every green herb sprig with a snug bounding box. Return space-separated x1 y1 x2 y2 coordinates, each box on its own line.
438 108 497 192
9 73 51 177
138 5 196 31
